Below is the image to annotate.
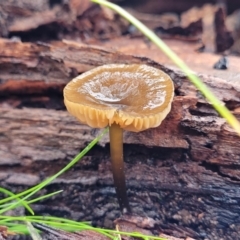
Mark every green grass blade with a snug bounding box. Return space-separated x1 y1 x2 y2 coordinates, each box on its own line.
0 190 63 210
26 221 42 240
91 0 240 136
2 215 166 240
0 128 108 214
0 187 34 215
26 190 63 204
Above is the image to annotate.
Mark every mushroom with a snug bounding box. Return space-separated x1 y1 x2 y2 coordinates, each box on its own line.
63 64 174 214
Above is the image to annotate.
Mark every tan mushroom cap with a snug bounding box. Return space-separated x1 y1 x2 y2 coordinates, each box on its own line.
64 64 174 132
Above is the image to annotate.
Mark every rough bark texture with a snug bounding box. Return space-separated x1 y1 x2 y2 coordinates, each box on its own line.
1 38 240 240
0 0 129 42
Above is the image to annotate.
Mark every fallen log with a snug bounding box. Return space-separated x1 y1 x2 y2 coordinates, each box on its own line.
0 38 240 239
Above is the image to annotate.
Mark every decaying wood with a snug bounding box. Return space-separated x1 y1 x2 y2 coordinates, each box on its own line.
32 223 110 240
0 226 16 240
100 36 240 82
0 0 129 42
0 38 240 240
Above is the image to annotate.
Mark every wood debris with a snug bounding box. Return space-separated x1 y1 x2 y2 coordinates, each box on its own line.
0 1 240 240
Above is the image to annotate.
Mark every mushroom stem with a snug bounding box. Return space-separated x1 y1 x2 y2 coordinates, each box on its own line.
109 123 131 214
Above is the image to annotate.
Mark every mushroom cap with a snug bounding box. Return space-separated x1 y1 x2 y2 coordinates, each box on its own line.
64 64 174 132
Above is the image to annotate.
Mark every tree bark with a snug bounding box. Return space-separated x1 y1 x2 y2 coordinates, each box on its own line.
0 38 240 240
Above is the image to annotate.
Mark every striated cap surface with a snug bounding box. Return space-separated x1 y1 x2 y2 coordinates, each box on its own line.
64 64 174 132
